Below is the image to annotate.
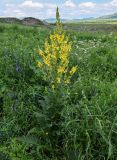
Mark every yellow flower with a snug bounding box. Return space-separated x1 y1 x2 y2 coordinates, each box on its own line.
39 50 45 57
52 84 55 90
64 79 70 84
57 66 65 73
37 61 42 68
43 55 51 67
56 77 61 83
69 66 77 76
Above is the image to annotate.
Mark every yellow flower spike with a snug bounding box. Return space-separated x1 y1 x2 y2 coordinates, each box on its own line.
37 7 77 89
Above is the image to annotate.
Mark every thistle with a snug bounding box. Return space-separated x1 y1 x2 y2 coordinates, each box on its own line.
37 7 77 89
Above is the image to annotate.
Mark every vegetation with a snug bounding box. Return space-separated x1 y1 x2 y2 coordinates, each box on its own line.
0 8 117 160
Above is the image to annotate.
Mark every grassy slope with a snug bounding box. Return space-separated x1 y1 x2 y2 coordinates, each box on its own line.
65 18 117 25
0 23 117 159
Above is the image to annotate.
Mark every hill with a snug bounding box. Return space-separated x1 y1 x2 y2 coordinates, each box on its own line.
0 17 44 26
99 12 117 19
22 17 44 25
0 17 21 23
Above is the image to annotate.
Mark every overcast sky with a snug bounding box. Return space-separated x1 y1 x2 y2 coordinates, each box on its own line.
0 0 117 19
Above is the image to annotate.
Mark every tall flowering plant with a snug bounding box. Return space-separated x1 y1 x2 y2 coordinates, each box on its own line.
37 7 77 89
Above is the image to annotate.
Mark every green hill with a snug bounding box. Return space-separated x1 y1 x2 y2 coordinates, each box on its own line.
0 17 21 23
99 12 117 19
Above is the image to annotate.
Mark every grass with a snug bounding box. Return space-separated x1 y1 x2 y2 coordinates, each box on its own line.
0 23 117 160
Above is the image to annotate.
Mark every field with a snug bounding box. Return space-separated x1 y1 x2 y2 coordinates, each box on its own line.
64 22 117 32
0 22 117 160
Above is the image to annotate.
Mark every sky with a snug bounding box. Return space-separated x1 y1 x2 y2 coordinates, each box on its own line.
0 0 117 19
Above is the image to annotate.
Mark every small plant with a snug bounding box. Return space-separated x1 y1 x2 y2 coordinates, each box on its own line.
37 7 77 89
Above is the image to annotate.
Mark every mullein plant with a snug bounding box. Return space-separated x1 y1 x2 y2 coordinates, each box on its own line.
37 7 77 90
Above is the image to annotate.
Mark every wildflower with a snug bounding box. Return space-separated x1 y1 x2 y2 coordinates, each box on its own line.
39 50 45 57
43 54 51 67
37 7 77 89
52 85 55 90
57 66 65 73
56 77 61 83
64 79 70 84
37 61 42 68
70 66 77 76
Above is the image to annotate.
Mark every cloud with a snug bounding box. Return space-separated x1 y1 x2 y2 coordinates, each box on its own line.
3 8 26 17
110 0 117 6
79 2 96 8
44 3 57 9
13 9 22 13
21 0 43 8
63 0 76 8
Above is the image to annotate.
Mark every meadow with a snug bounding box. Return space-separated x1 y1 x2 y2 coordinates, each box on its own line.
0 21 117 160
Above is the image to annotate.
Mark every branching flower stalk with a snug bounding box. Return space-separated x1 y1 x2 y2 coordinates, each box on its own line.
37 7 77 89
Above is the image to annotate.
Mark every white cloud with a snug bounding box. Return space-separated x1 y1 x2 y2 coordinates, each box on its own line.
64 0 76 8
79 2 96 8
110 0 117 6
13 9 21 13
6 4 14 7
21 0 43 8
3 9 26 17
15 12 26 16
44 3 57 9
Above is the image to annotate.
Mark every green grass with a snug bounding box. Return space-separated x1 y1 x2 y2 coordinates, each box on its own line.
0 23 117 160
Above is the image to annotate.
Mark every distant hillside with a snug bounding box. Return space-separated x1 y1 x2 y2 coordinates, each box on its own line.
99 12 117 19
45 18 68 23
0 17 21 23
0 17 44 26
22 17 44 25
44 13 117 23
67 17 95 23
66 13 117 23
